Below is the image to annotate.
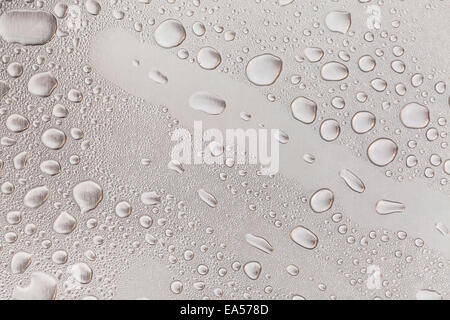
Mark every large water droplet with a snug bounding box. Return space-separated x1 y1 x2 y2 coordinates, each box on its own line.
246 54 282 86
0 10 57 45
12 272 57 300
154 19 186 49
53 211 77 234
73 180 103 214
189 91 226 115
310 188 334 213
197 47 221 70
367 138 398 167
351 111 376 134
290 96 317 124
290 226 318 249
400 102 430 129
325 11 351 34
339 169 365 193
320 61 349 81
375 200 405 215
243 261 262 280
23 186 50 209
28 71 58 97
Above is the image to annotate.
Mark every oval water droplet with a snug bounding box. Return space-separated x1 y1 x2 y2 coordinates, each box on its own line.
23 186 50 209
351 111 376 134
310 188 334 213
0 10 57 45
320 61 349 81
320 119 340 142
290 226 318 250
197 47 221 70
189 91 226 115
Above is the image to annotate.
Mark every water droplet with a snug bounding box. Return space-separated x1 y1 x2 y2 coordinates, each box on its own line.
246 54 282 86
12 272 57 300
351 111 375 134
154 19 186 49
320 119 341 141
189 91 226 115
339 169 365 193
310 188 334 213
148 70 168 84
197 47 221 70
400 102 430 129
376 200 405 215
73 180 103 213
23 186 50 209
291 96 317 124
325 11 351 34
245 234 274 254
69 262 93 284
367 138 398 167
320 61 349 81
243 261 262 280
303 47 324 62
290 226 318 249
11 251 32 274
0 10 57 45
41 128 66 150
6 114 29 132
28 71 58 97
53 211 77 234
197 189 218 208
115 201 132 218
141 191 161 205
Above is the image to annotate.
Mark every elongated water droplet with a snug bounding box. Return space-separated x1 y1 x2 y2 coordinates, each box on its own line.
141 191 161 205
189 91 226 115
0 10 57 45
245 234 274 254
24 186 50 209
339 169 365 193
376 200 405 215
197 189 218 208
